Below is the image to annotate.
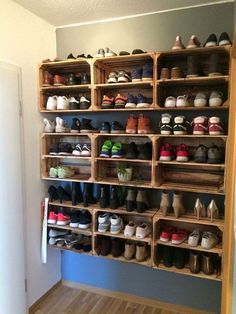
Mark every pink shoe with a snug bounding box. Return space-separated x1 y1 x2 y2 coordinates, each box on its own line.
160 227 177 242
159 143 174 161
57 213 71 225
192 116 208 135
208 117 224 135
176 144 189 162
47 211 58 224
171 230 188 244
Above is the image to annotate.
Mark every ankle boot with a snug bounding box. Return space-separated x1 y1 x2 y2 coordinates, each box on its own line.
202 253 214 275
187 55 200 78
48 185 58 201
208 53 222 76
57 186 71 203
160 190 170 216
99 185 109 208
124 241 136 260
136 189 149 212
126 188 136 212
207 199 219 221
194 198 206 220
172 35 185 50
135 243 148 262
189 251 201 274
173 192 185 218
109 186 119 209
71 182 82 206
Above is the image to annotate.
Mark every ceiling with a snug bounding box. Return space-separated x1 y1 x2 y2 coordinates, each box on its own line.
14 0 234 27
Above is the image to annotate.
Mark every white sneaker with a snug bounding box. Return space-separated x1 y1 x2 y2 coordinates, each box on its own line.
124 221 136 237
49 229 68 238
164 96 176 108
194 93 207 107
46 96 57 110
43 118 55 133
55 117 70 133
188 229 201 247
176 95 189 107
110 214 124 234
72 144 83 156
105 48 117 57
57 96 69 110
135 222 151 239
81 144 91 156
201 232 219 250
209 91 223 107
98 212 110 232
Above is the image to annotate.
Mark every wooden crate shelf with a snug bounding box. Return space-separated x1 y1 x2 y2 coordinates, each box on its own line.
96 157 152 164
40 84 91 91
48 244 92 256
42 155 91 160
93 206 156 217
94 81 153 88
42 175 92 183
47 223 92 236
48 200 95 213
94 231 152 244
157 76 229 85
94 253 152 267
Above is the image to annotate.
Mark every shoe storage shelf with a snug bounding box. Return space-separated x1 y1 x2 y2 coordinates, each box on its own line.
39 59 93 113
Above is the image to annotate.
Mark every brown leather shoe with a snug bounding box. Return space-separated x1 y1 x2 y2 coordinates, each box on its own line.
126 115 138 134
172 35 185 50
189 251 201 274
187 35 201 49
202 253 214 275
160 68 170 80
171 67 184 79
42 71 53 86
53 74 66 86
137 114 153 134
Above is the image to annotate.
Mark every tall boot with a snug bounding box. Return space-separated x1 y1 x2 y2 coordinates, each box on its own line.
126 188 136 212
173 192 185 218
99 185 109 208
160 190 170 216
48 185 58 202
71 182 82 206
109 186 119 209
136 189 149 213
83 183 96 207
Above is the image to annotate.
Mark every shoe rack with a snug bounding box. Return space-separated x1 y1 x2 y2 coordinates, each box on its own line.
39 43 236 313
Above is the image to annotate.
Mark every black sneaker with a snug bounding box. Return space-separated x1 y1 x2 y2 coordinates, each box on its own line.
86 54 93 59
69 97 80 110
208 53 222 76
119 51 130 56
162 246 174 267
67 53 76 60
109 186 119 209
218 32 232 46
186 55 200 77
69 212 81 228
71 182 82 205
67 73 77 85
159 113 172 135
80 118 98 133
100 237 112 256
99 185 109 208
48 185 58 201
79 211 91 229
207 145 223 164
79 96 91 109
110 121 125 134
173 248 187 269
71 118 80 133
126 188 136 211
204 33 217 47
100 122 110 133
58 143 72 155
77 54 86 58
49 143 59 155
81 73 90 84
137 142 152 160
132 49 145 54
173 116 189 135
125 142 138 159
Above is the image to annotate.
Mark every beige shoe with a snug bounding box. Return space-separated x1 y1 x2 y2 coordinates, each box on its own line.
187 35 201 49
124 241 135 260
173 192 185 218
160 190 170 216
135 243 148 262
172 35 185 50
207 200 219 221
194 198 206 220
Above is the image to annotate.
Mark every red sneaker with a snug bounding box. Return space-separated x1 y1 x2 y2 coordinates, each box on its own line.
47 211 58 224
171 230 188 244
115 94 128 108
160 227 177 242
57 213 71 225
208 116 224 135
101 95 114 109
159 143 174 161
192 116 208 135
176 144 189 162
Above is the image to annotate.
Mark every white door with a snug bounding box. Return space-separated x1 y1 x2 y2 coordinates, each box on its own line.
0 62 26 314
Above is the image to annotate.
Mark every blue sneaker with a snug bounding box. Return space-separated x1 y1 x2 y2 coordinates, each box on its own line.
131 68 142 82
125 94 137 108
136 94 151 108
142 64 153 81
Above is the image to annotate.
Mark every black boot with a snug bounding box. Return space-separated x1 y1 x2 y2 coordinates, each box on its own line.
83 183 96 207
126 188 136 212
57 186 71 203
71 182 82 206
186 55 200 78
99 185 109 208
80 118 97 133
48 185 58 201
109 186 119 209
208 53 222 76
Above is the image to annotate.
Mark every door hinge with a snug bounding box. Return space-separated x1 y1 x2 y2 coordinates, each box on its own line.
25 279 27 292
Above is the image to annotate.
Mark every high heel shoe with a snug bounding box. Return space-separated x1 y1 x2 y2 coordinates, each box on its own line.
207 199 219 222
57 186 71 203
71 182 82 206
48 185 58 201
160 190 170 216
194 198 206 220
173 192 185 218
83 183 96 207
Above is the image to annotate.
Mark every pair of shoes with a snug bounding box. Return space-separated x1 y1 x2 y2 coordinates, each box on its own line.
69 211 92 229
159 114 190 135
99 185 120 209
48 228 68 245
73 236 92 252
188 230 219 249
160 191 185 218
126 114 153 134
107 71 131 83
66 73 90 85
72 143 91 156
100 140 123 158
194 145 224 164
124 221 151 239
67 53 93 59
172 35 201 50
49 142 72 155
131 64 153 81
124 241 149 261
99 121 125 133
48 185 70 203
71 118 98 133
194 198 220 221
43 117 70 133
189 251 219 275
204 32 232 47
125 93 151 108
164 95 189 107
160 246 188 269
98 237 124 258
160 227 188 244
194 91 223 107
47 211 71 225
101 94 128 109
187 53 223 77
95 48 117 58
159 67 184 80
98 213 124 234
49 166 75 179
159 143 189 162
125 142 152 160
126 188 149 212
192 116 224 135
42 57 62 63
42 72 90 86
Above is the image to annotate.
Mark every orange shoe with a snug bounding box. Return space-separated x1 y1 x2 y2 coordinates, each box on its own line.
126 115 138 134
138 114 153 134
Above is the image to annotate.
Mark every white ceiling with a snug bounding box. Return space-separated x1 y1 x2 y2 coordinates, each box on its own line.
14 0 234 27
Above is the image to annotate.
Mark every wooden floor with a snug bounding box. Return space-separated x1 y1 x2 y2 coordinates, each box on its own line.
30 284 208 314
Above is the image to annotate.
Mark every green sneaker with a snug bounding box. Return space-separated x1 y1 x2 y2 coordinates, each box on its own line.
100 140 113 157
58 166 75 178
49 167 58 178
111 142 123 158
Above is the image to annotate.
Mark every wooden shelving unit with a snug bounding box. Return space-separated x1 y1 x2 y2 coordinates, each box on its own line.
39 44 236 311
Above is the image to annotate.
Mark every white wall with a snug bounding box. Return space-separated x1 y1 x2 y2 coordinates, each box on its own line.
0 0 61 307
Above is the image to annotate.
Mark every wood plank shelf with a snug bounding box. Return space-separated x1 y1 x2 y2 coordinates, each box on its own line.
158 134 228 138
40 109 93 113
42 154 91 160
40 59 91 68
156 160 225 169
48 200 95 212
95 177 152 188
41 133 93 137
48 244 92 256
94 81 153 88
47 223 92 236
155 183 225 195
42 175 92 183
41 84 91 91
94 231 152 243
93 52 155 63
93 206 156 217
157 45 231 56
93 107 155 112
155 106 228 111
94 253 151 267
157 76 229 85
95 157 152 164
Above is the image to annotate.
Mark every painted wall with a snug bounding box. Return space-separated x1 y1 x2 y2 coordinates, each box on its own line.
0 0 61 307
56 2 234 313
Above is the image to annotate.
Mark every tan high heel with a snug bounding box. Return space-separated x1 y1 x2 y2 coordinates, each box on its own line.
160 190 170 216
207 200 219 222
194 198 206 220
173 192 185 218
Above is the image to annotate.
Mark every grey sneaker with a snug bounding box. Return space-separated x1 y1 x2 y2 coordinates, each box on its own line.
105 48 117 57
209 91 223 107
110 214 124 234
207 145 223 164
194 145 208 163
194 92 207 107
107 71 118 83
98 213 110 232
49 229 68 238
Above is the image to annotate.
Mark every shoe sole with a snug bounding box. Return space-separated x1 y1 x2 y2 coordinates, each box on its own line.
108 78 117 83
176 156 189 162
209 131 223 135
126 129 137 134
111 155 123 158
57 221 70 225
208 72 223 76
70 130 80 133
125 103 136 108
160 237 170 242
81 152 91 157
100 153 110 158
172 236 187 244
159 156 171 161
78 223 91 229
136 103 150 108
70 223 79 228
47 219 56 224
161 131 172 135
72 152 82 156
193 131 205 135
110 130 124 134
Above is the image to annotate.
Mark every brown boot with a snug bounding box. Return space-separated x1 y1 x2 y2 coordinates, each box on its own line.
124 241 135 260
172 35 185 50
171 67 184 79
135 243 148 262
173 192 185 218
136 189 149 213
160 190 170 216
137 114 153 134
42 71 53 86
187 35 201 49
160 68 170 80
126 115 137 134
